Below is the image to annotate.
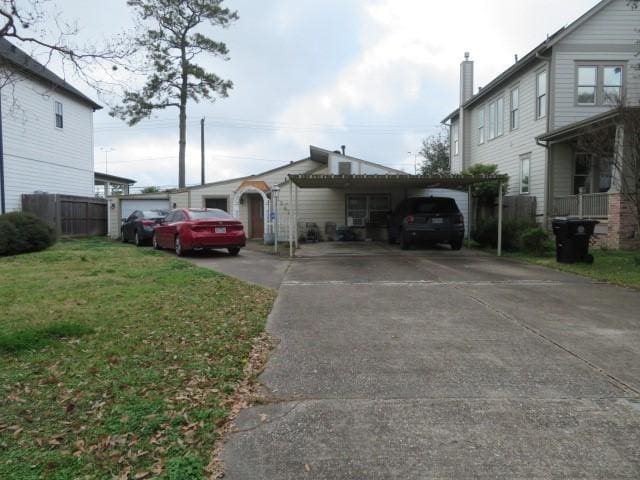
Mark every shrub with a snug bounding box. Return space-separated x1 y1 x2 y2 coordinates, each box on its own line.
521 226 553 256
472 218 532 251
462 164 509 206
0 212 56 256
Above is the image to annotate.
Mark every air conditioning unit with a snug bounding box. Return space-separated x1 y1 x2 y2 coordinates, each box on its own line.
348 216 365 227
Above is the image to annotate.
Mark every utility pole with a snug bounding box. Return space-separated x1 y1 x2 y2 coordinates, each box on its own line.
200 117 205 185
100 146 115 174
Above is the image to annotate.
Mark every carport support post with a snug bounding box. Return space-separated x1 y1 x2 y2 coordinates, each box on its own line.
497 180 503 257
289 180 294 258
467 185 472 248
294 184 299 249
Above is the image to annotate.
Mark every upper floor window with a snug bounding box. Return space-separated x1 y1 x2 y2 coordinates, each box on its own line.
576 64 624 106
510 87 519 130
338 161 352 175
536 71 547 119
577 66 597 105
453 125 459 155
54 101 63 128
603 66 623 104
477 108 485 144
488 97 504 140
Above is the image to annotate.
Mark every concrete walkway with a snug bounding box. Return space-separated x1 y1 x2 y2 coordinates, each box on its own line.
222 245 640 478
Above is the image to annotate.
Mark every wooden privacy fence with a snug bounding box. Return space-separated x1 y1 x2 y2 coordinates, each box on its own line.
22 193 108 237
501 195 537 222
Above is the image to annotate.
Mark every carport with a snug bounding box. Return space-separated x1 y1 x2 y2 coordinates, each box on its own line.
286 173 508 258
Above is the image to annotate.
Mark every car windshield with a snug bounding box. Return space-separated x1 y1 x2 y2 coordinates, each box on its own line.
188 209 233 220
408 198 459 214
142 210 167 219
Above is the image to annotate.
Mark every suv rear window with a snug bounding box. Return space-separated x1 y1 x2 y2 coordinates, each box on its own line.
408 198 459 214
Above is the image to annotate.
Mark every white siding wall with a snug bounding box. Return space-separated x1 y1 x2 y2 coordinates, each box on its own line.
327 153 394 175
1 71 95 211
552 0 640 129
466 60 549 218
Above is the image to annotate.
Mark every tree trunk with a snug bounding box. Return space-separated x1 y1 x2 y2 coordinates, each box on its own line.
178 48 189 189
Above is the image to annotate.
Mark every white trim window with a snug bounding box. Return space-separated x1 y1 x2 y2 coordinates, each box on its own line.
510 87 519 130
453 125 459 155
603 66 623 104
488 97 504 140
54 101 64 129
536 71 547 119
477 108 485 144
520 153 531 194
577 66 597 105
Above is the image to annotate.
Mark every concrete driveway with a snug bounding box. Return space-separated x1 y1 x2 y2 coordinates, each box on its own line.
222 245 640 479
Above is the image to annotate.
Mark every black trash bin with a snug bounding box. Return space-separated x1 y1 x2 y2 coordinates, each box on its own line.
551 217 599 264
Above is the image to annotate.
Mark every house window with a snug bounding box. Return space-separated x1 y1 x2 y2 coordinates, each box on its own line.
453 126 459 155
205 198 228 211
510 87 519 130
536 71 547 119
576 64 624 106
338 161 352 175
603 66 623 104
54 101 63 128
488 97 504 140
477 108 485 144
577 66 597 105
573 153 613 194
520 153 531 194
346 194 391 226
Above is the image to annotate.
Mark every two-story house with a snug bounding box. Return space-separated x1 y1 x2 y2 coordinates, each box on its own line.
0 38 101 214
442 0 640 248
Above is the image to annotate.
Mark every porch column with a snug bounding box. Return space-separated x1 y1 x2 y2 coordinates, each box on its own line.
497 181 503 257
289 180 294 258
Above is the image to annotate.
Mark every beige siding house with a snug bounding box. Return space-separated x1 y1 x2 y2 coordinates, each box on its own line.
109 146 473 244
442 0 640 248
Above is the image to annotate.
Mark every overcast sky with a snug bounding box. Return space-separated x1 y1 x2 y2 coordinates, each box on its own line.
46 0 600 189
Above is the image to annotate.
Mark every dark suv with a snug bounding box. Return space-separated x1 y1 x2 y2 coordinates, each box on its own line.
388 197 464 250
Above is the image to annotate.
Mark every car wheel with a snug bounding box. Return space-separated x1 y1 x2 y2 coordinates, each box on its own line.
450 239 463 251
152 233 161 250
175 235 185 257
228 247 241 256
134 230 143 247
400 233 410 250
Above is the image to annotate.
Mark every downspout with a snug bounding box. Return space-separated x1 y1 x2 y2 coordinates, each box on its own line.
0 91 4 214
536 49 552 227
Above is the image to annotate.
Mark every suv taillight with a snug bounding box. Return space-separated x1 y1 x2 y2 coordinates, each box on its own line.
456 214 464 225
406 215 415 225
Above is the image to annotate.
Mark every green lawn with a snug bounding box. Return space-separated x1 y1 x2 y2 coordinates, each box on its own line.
0 238 276 479
505 249 640 290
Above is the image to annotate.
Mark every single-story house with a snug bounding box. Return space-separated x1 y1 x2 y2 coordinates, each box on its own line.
108 146 477 245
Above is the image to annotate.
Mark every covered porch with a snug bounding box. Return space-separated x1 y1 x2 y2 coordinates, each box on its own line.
286 173 508 258
540 109 623 221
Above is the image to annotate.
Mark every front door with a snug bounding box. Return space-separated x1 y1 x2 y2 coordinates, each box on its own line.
249 195 264 238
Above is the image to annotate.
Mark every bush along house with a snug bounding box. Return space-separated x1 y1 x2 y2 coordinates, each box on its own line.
442 0 640 249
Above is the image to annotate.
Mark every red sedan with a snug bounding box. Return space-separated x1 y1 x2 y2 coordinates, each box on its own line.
153 208 246 256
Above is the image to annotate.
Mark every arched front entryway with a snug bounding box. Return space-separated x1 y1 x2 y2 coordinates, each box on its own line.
232 181 271 242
